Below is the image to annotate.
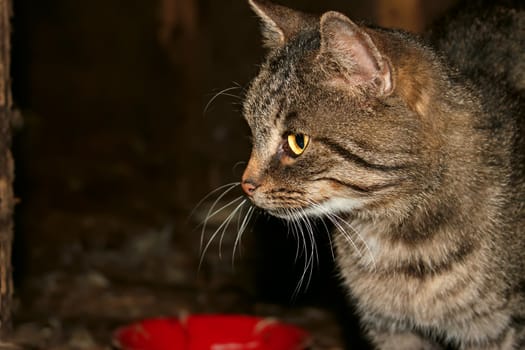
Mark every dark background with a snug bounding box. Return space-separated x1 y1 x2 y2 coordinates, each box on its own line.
8 0 455 347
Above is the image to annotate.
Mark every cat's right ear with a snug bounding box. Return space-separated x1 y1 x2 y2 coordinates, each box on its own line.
248 0 315 49
318 11 394 96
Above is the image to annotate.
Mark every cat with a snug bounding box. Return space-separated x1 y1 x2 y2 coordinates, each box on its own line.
238 0 525 349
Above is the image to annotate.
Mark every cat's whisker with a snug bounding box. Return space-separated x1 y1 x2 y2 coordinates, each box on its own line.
294 252 315 297
283 206 318 296
200 198 246 268
286 208 306 292
203 86 242 115
200 196 244 259
232 161 247 175
286 209 298 257
330 212 377 270
309 218 319 267
300 211 318 294
297 198 368 265
295 213 309 293
302 209 319 269
202 195 244 232
289 209 307 295
232 205 256 264
305 199 329 263
190 182 240 223
319 213 336 260
298 198 336 261
218 199 248 259
324 212 363 260
284 208 302 264
277 200 324 295
199 183 241 251
235 201 245 234
201 197 243 257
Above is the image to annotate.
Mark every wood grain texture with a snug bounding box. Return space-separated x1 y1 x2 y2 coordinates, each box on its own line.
0 0 14 336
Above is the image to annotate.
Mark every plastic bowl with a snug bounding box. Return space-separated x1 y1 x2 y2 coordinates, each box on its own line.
113 314 311 350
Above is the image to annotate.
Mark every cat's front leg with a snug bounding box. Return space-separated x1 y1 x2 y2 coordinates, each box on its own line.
367 328 442 350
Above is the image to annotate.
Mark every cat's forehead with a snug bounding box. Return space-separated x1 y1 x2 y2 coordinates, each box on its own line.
243 31 320 130
243 63 296 130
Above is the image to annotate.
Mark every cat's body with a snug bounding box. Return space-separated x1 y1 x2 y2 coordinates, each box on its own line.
240 1 525 349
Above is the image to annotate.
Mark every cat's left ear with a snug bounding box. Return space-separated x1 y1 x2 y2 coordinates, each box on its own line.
318 11 394 96
249 0 316 50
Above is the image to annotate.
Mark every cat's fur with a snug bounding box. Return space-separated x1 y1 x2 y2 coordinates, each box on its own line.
240 0 525 349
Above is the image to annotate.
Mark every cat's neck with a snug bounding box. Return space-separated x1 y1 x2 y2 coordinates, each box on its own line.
348 28 508 250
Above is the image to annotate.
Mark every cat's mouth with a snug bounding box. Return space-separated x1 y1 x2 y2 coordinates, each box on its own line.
261 197 362 220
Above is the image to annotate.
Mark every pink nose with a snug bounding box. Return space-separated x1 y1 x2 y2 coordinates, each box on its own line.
241 179 259 196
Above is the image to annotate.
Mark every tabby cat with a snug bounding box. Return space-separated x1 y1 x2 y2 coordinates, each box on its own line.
239 0 525 349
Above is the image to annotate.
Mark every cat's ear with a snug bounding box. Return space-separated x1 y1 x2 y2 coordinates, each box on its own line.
249 0 316 49
319 11 394 96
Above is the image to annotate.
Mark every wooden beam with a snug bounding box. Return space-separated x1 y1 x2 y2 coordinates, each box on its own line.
0 0 14 336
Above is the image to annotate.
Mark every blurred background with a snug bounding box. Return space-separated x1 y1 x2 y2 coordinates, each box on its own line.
9 0 455 348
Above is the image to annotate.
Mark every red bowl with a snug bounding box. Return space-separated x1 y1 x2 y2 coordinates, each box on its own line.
113 314 311 350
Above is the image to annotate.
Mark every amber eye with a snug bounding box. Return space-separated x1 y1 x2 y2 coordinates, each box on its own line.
287 134 310 156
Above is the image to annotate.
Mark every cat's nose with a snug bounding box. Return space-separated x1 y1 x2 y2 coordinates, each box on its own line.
241 179 259 196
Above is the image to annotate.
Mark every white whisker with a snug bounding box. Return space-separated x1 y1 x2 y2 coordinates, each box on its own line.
203 86 242 115
218 199 248 259
319 216 335 260
200 198 246 268
191 182 240 221
199 183 241 251
293 209 317 297
296 198 376 270
330 212 377 270
232 205 255 263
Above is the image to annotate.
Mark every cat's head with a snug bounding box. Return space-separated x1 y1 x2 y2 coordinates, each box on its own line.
242 0 436 220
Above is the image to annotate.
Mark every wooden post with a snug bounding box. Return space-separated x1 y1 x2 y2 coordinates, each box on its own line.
158 0 202 204
0 0 14 335
375 0 425 32
374 0 458 33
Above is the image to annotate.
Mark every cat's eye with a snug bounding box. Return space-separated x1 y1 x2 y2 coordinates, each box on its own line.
287 134 310 156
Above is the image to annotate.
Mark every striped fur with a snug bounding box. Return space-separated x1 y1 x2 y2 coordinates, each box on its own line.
242 1 525 349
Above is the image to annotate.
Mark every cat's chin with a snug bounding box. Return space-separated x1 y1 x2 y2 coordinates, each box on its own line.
265 208 304 220
264 197 363 221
